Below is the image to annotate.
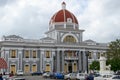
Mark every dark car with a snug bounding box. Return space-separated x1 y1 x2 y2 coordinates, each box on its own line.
49 73 56 79
112 75 120 80
31 71 43 76
54 73 64 79
86 74 94 80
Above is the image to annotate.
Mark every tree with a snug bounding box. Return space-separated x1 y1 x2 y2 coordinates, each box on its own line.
106 39 120 71
89 61 100 70
107 39 120 59
106 58 120 72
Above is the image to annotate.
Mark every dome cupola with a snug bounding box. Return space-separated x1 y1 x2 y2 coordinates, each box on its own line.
49 2 78 26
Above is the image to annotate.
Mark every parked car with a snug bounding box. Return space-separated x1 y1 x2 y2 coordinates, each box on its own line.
76 73 87 80
54 73 64 79
64 73 71 80
17 70 24 76
86 74 94 80
9 77 26 80
49 73 55 79
31 71 43 76
2 74 9 80
42 72 51 78
112 75 120 80
64 73 77 80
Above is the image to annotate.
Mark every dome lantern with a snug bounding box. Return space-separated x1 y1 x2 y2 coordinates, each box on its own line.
62 2 66 9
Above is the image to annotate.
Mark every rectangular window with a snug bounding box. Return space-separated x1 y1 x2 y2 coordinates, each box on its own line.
11 50 16 58
89 53 92 59
68 51 72 57
32 51 37 58
46 51 50 58
25 50 29 58
97 53 100 59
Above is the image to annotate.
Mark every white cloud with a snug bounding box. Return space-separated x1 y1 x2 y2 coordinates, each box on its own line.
79 0 120 42
0 0 120 42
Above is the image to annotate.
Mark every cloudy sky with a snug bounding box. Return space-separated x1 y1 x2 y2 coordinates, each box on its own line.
0 0 120 43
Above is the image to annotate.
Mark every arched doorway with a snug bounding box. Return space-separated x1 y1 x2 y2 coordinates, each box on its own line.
24 64 30 73
68 61 72 73
45 64 51 72
10 64 16 74
32 64 37 72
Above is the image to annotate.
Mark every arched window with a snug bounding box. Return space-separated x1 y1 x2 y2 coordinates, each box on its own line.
63 35 76 43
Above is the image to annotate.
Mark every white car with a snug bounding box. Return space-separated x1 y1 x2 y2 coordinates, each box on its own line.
17 70 24 76
94 74 113 80
76 73 88 80
9 77 25 80
42 72 51 78
64 73 77 80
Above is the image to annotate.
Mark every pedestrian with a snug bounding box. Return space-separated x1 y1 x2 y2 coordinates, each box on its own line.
9 71 14 77
0 73 3 80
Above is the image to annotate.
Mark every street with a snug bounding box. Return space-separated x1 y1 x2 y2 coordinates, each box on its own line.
15 75 63 80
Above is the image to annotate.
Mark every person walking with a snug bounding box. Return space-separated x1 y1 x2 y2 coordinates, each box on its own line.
0 73 3 80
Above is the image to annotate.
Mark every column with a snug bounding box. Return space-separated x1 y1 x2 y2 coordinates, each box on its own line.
93 51 97 60
56 50 60 72
51 50 55 72
78 51 82 71
83 51 87 72
40 50 44 72
18 50 22 71
61 50 64 72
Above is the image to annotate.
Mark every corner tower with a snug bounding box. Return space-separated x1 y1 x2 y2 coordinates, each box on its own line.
45 2 84 43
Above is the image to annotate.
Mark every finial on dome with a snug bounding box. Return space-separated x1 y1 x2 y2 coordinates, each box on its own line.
62 2 66 9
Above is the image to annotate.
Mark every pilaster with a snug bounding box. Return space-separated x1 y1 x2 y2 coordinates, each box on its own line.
56 50 60 72
78 51 82 71
61 50 64 72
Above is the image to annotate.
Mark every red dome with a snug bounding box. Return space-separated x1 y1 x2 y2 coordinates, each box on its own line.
49 2 78 25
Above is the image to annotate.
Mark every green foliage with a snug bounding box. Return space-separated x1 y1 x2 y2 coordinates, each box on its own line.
107 39 120 59
107 58 120 71
89 61 100 70
106 39 120 71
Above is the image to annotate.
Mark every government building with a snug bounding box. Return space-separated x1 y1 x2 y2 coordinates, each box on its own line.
0 2 108 74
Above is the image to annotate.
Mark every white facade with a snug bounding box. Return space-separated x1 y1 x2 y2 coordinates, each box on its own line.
0 2 108 74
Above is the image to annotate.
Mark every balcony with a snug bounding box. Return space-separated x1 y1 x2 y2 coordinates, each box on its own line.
43 58 52 62
9 58 19 62
64 56 78 60
23 58 39 62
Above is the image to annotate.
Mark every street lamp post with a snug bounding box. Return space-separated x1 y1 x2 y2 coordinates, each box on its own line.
86 51 89 74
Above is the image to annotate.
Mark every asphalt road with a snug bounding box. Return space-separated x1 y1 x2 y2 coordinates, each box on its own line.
16 75 63 80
